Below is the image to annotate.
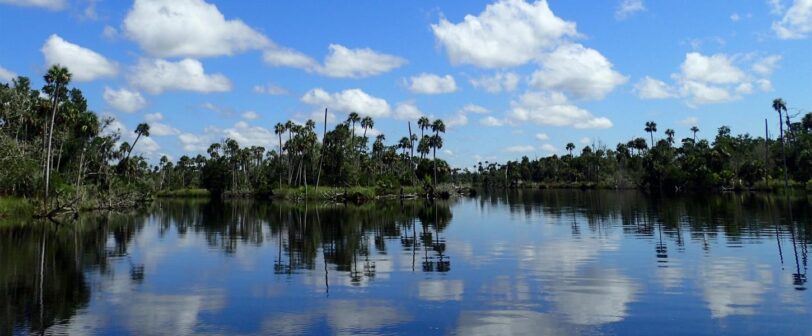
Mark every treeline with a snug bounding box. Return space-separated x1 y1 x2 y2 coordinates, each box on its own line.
0 66 453 210
458 105 812 191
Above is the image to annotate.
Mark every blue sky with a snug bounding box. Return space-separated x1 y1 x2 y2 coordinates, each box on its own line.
1 0 810 168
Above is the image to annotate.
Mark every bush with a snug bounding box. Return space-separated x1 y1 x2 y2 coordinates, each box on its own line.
807 179 812 191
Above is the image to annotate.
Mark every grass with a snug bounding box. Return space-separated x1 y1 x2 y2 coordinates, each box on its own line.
156 188 211 198
0 196 35 224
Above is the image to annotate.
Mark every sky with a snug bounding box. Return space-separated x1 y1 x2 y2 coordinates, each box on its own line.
0 0 810 168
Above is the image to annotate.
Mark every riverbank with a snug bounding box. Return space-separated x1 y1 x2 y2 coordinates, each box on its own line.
482 178 812 192
0 197 35 224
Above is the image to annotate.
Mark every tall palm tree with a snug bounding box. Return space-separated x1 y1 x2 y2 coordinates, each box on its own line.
274 123 285 186
361 116 373 139
566 143 575 156
418 117 430 139
644 121 657 145
43 65 71 207
418 135 431 159
772 98 789 189
665 128 675 145
126 123 150 161
690 126 699 142
430 119 446 185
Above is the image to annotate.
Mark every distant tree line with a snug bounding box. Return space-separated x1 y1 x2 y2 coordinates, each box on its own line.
457 104 812 191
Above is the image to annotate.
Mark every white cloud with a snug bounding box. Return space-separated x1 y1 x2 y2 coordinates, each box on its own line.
223 121 275 147
531 43 628 100
462 104 490 114
480 116 505 127
431 0 577 68
773 0 812 39
0 0 65 10
679 52 745 84
178 133 207 151
242 111 259 120
262 47 319 69
679 116 699 126
319 44 406 78
679 80 737 105
407 73 458 94
253 84 288 95
509 91 613 129
301 88 390 118
102 25 118 40
145 112 164 122
393 101 423 121
470 72 520 93
264 44 406 78
756 78 773 91
200 102 234 116
535 133 550 141
730 13 741 22
615 0 645 20
579 137 591 145
634 76 677 99
769 0 785 15
103 87 147 113
41 34 118 81
540 143 557 152
751 55 782 76
0 66 16 83
735 82 754 94
446 112 469 128
150 123 180 136
123 0 270 57
506 145 534 153
129 58 232 94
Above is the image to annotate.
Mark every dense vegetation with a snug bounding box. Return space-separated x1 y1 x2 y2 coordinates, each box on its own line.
0 67 452 215
457 105 812 192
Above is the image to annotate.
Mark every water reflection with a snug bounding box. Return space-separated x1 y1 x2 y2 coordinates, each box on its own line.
1 190 810 335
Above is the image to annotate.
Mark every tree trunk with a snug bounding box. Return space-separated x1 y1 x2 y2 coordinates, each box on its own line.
316 108 327 190
45 82 60 208
779 111 789 190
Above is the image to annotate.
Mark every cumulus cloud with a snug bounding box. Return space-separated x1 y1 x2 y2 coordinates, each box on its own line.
530 43 628 100
103 87 147 113
509 91 613 129
506 145 534 153
0 66 16 83
615 0 645 20
41 34 118 81
540 143 557 152
0 0 65 10
301 88 390 118
253 83 288 95
535 133 550 141
772 0 812 39
480 116 505 127
462 104 490 114
470 72 520 93
446 112 469 128
149 123 180 136
123 0 271 57
223 121 275 147
407 73 458 94
752 55 782 76
638 52 780 106
145 112 164 122
431 0 577 68
634 76 677 99
242 111 259 120
393 101 423 120
129 58 231 94
264 44 406 78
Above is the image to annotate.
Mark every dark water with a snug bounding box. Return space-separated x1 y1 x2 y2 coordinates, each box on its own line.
2 190 811 335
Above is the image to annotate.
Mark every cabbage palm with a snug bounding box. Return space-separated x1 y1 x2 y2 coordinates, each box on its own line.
772 98 789 188
43 65 71 207
645 121 657 145
690 126 699 142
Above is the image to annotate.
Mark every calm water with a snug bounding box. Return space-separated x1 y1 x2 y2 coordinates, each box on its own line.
2 190 811 335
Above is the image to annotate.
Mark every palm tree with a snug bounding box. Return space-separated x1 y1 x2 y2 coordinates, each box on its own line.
126 123 150 161
274 123 285 186
43 64 71 207
207 143 221 159
430 119 446 185
665 128 675 145
361 116 373 139
772 98 789 189
566 143 575 156
347 112 360 151
418 135 431 159
644 121 657 145
418 117 430 139
690 126 699 142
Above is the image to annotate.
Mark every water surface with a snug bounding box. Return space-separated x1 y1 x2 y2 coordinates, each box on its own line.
2 190 811 335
